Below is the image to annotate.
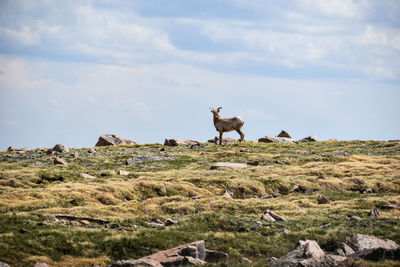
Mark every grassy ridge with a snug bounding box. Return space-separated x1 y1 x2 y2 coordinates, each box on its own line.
0 140 399 266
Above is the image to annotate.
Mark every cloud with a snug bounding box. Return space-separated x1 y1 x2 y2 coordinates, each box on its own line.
242 109 278 121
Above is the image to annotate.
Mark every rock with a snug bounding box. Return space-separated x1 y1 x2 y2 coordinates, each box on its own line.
362 188 373 194
258 136 295 143
223 189 233 199
261 210 287 222
164 139 185 146
347 216 361 221
348 247 400 262
341 243 356 255
81 220 90 225
345 234 399 252
96 134 136 146
54 157 68 165
205 249 228 263
381 204 396 210
7 147 29 152
126 156 175 165
240 257 252 263
88 148 97 153
81 173 96 179
34 262 49 267
289 185 307 193
317 194 330 204
160 148 166 152
52 144 70 153
299 135 318 142
208 136 239 145
247 160 260 166
118 170 129 176
368 208 380 217
191 196 202 200
210 162 247 170
147 218 164 228
164 218 178 226
73 151 79 158
111 240 209 267
277 130 292 138
0 262 10 267
271 240 350 267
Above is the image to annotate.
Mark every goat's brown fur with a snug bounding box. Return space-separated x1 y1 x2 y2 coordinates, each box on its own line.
210 107 245 145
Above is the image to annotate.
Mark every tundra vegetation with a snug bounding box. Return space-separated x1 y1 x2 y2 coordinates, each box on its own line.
0 140 400 266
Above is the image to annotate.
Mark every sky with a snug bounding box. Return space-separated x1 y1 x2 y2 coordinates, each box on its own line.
0 0 399 150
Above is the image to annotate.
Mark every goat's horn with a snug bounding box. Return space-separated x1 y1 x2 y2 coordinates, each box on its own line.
217 107 222 111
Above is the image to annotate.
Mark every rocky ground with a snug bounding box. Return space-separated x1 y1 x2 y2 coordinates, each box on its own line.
0 134 399 266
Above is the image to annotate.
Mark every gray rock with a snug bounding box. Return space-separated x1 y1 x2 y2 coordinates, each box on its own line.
345 234 399 252
317 194 330 204
164 218 178 226
208 136 239 145
271 240 350 267
347 216 361 221
52 144 70 153
298 135 318 142
381 204 396 210
110 240 208 267
81 173 96 179
258 136 295 143
210 162 247 170
118 170 129 176
126 156 175 165
34 263 49 267
54 157 68 165
289 185 307 193
261 210 287 222
348 247 400 262
205 249 228 263
277 130 292 138
164 139 185 146
96 134 136 146
223 189 234 199
88 148 97 153
0 262 10 267
368 208 380 217
362 188 373 194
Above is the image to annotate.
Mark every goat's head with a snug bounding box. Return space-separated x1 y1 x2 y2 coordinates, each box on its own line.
210 107 222 115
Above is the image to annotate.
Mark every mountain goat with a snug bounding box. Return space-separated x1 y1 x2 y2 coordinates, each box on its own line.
210 107 245 145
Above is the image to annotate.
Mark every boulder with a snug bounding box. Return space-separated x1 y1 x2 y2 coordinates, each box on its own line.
164 139 186 146
110 240 211 267
205 249 228 263
258 136 295 143
348 247 400 262
7 147 29 152
299 135 318 142
277 130 292 138
317 194 330 204
52 144 70 153
345 234 399 253
210 162 247 170
261 210 287 222
271 240 350 267
54 157 68 165
271 240 348 267
0 262 10 267
96 134 136 147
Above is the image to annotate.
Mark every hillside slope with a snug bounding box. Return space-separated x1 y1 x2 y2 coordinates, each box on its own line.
0 140 399 266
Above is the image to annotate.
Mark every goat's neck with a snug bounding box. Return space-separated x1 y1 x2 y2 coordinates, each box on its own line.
213 113 222 124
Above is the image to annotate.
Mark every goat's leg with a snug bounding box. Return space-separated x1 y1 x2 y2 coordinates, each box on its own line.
236 129 245 142
219 131 223 145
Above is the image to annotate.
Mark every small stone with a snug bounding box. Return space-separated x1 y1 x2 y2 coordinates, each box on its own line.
191 196 202 200
34 263 49 267
160 147 166 152
282 228 290 233
81 173 96 179
210 162 247 170
368 208 380 217
54 157 68 165
88 148 97 153
317 194 330 204
317 174 325 180
223 189 233 199
81 220 90 225
159 187 167 194
362 188 373 194
347 216 361 221
73 151 79 158
118 170 129 176
165 218 178 226
261 210 287 222
289 185 306 193
240 257 252 263
247 160 260 166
